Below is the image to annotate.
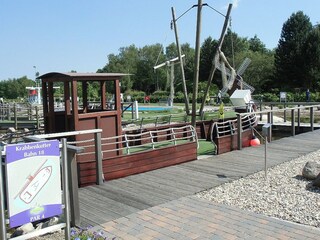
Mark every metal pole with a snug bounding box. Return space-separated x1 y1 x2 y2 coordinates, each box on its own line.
291 109 295 136
310 106 314 131
237 113 242 150
191 0 203 127
171 7 190 114
265 137 267 179
61 138 71 240
0 151 7 240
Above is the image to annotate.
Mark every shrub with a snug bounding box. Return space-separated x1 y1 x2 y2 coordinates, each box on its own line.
124 90 145 103
70 227 115 240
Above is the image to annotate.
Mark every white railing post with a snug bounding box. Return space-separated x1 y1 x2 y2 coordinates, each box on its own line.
133 100 139 120
171 128 177 145
124 134 130 154
150 132 155 149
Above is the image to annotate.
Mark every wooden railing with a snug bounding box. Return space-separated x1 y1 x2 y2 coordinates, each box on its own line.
0 103 44 129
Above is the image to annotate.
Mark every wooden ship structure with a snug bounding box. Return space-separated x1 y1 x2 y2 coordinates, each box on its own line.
36 2 258 187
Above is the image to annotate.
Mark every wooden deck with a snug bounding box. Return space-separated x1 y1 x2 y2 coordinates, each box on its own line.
78 130 320 227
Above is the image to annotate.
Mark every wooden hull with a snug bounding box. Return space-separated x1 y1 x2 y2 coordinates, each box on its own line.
77 141 197 187
214 128 252 155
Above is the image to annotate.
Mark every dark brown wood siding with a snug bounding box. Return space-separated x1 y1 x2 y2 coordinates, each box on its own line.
78 141 197 187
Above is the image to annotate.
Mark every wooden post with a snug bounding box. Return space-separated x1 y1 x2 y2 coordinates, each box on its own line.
28 106 32 120
95 132 103 185
283 102 287 122
14 103 17 129
61 138 71 240
36 106 40 129
297 105 301 131
310 106 314 131
191 0 203 127
199 3 233 116
267 111 271 124
270 104 273 124
171 7 190 114
7 104 10 121
237 113 242 150
259 99 263 121
291 109 295 136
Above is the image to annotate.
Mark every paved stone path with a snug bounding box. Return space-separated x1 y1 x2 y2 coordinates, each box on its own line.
91 196 320 240
82 130 320 239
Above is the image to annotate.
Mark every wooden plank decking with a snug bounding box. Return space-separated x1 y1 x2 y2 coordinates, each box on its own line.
78 130 320 227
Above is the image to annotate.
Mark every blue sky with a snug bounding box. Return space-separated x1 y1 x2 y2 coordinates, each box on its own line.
1 0 319 81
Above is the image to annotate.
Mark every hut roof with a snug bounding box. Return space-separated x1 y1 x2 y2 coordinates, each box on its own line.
37 72 130 81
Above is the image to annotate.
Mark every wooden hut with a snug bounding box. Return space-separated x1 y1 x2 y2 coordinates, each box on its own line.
38 72 127 159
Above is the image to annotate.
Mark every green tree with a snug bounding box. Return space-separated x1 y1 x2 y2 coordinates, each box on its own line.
0 76 34 100
248 35 268 53
236 50 275 93
303 25 320 89
135 44 166 93
98 44 140 92
164 42 195 93
274 11 313 90
199 37 218 82
221 29 249 65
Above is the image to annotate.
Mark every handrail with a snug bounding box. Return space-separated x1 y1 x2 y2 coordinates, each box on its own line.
33 129 102 139
212 114 257 139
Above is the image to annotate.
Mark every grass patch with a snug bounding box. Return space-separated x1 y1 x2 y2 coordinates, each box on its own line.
123 139 216 156
198 139 216 155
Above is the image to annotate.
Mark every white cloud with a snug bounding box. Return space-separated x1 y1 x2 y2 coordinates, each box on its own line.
232 0 240 9
222 0 240 11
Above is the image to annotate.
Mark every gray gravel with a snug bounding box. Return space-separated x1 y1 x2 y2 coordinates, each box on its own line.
196 150 320 228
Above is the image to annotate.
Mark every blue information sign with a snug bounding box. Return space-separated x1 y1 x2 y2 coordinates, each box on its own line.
5 140 62 228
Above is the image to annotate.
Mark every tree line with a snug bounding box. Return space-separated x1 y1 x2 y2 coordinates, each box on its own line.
1 11 319 102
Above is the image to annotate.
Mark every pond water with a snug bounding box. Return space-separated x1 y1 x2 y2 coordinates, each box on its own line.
125 106 173 111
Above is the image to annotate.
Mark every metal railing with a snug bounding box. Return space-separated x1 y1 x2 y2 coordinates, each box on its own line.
236 104 320 149
211 114 257 138
100 125 198 156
